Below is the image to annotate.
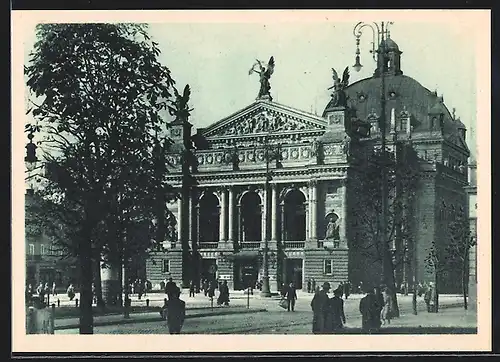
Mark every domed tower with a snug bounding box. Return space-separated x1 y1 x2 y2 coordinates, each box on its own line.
373 36 403 78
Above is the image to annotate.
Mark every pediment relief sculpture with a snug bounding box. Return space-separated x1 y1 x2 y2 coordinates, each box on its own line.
210 110 323 138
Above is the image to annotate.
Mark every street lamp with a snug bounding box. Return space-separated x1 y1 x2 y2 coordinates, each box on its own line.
258 135 281 297
352 21 394 289
25 131 39 194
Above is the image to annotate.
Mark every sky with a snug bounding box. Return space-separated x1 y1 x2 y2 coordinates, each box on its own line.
21 11 484 157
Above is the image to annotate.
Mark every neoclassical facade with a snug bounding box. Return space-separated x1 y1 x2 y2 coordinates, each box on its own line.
146 36 470 293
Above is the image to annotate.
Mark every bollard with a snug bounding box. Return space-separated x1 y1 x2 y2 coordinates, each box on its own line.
57 299 60 307
75 298 79 308
210 297 213 311
46 294 50 307
50 304 55 334
146 299 150 307
247 288 250 309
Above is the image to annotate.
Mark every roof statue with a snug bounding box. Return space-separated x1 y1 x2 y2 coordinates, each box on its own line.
327 66 350 108
249 56 275 101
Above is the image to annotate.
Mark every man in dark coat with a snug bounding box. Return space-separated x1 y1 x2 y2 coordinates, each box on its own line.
330 288 346 332
335 282 344 299
284 282 297 312
165 278 177 300
359 287 381 333
217 280 230 306
311 282 331 334
344 281 351 299
164 287 186 334
307 279 312 293
189 280 195 297
374 286 384 318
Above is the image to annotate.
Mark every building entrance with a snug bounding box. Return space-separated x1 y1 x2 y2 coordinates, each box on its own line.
233 258 258 290
285 258 303 290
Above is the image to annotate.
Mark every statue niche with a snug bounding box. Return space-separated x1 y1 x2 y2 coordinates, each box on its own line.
325 212 340 248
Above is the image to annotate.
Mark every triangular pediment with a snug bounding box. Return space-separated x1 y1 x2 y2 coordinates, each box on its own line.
201 100 327 138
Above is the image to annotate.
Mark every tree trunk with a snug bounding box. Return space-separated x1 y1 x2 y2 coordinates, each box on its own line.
78 234 94 334
434 271 439 313
462 264 468 310
383 250 400 318
118 258 123 307
93 253 104 309
412 288 417 315
123 254 130 319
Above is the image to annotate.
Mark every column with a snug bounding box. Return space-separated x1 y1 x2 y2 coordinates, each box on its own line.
307 185 313 239
261 186 268 242
271 184 278 241
311 181 318 240
188 190 193 248
177 197 182 243
219 188 227 242
341 179 347 244
228 187 234 242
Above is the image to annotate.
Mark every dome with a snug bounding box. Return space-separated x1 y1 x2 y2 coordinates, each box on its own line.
323 74 461 139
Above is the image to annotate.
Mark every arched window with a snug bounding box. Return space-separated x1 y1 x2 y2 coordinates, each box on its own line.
283 189 307 241
240 191 262 242
199 192 220 242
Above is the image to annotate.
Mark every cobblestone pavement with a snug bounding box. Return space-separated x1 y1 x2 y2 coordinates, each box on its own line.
55 294 473 335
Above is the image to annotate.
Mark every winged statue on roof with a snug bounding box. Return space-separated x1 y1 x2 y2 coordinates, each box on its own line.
249 56 275 100
328 66 350 107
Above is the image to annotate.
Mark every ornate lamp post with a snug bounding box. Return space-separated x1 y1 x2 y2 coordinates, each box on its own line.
352 21 395 289
259 135 281 297
25 131 39 194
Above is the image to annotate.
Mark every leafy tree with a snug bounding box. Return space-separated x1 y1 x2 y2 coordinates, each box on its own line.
445 208 475 310
350 142 419 318
25 23 178 334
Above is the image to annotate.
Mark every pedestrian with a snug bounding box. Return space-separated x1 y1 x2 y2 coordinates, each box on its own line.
381 287 392 325
44 283 50 301
311 278 316 294
164 287 186 334
52 282 57 296
203 279 209 296
284 282 297 312
137 279 144 300
36 282 44 304
208 280 216 300
374 286 384 319
307 279 311 293
165 277 177 300
91 283 96 304
359 286 381 333
217 280 230 306
67 283 75 301
189 280 195 297
310 282 331 334
330 288 346 332
344 281 351 300
335 281 344 299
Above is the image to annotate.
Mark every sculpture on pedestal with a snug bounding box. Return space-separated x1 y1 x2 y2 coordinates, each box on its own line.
328 66 350 108
249 56 275 100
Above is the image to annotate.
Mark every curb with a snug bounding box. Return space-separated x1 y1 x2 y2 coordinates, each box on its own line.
54 308 267 331
53 305 237 320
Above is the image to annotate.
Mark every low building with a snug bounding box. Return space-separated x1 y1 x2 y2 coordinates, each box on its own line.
25 190 79 292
